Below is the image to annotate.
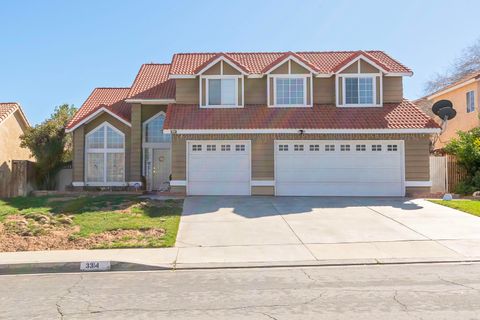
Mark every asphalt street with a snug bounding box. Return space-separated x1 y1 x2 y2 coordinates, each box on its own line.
1 263 480 319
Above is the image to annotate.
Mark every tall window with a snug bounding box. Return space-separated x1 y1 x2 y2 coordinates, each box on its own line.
207 78 236 106
144 113 170 143
276 78 305 105
85 124 125 184
467 91 475 113
345 77 374 105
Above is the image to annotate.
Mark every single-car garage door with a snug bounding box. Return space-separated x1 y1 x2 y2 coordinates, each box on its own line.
187 141 251 195
275 140 404 196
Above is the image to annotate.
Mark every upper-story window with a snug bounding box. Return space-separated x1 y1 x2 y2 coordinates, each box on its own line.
276 77 305 105
207 78 237 107
344 76 375 105
467 90 475 113
144 113 171 143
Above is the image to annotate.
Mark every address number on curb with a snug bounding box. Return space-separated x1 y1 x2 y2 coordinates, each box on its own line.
80 261 111 272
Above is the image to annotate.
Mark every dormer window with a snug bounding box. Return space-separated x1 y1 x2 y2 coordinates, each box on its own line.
275 77 305 106
207 78 237 106
344 76 375 106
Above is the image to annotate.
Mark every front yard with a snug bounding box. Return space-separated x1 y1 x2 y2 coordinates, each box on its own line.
430 199 480 217
0 195 182 252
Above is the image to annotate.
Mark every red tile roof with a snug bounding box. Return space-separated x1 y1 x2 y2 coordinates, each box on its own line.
164 100 439 130
0 102 30 127
170 51 412 75
127 64 175 99
66 88 131 130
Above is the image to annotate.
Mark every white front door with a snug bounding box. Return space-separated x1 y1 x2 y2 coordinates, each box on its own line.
187 141 251 195
152 149 171 191
275 140 404 196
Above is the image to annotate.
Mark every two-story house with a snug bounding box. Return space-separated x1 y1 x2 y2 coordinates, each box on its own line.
418 72 480 150
66 51 440 196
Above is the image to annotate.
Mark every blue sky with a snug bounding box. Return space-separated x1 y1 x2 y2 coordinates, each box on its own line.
1 0 479 125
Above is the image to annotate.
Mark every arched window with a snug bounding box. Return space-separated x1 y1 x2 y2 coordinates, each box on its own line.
144 113 170 143
85 123 125 184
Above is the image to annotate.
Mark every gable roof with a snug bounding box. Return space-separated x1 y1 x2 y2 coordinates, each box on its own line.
164 100 439 132
127 64 176 100
66 88 131 131
0 102 30 127
425 71 480 100
169 50 412 76
193 53 250 74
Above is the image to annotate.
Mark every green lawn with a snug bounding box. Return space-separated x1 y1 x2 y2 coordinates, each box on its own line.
0 195 182 249
430 199 480 217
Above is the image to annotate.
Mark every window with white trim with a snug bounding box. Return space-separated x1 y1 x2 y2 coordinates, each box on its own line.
294 144 304 151
221 144 231 152
467 91 475 113
372 144 382 151
309 144 320 151
144 113 170 143
192 144 202 152
235 144 246 152
340 144 350 152
207 78 236 106
276 78 305 105
345 77 375 105
387 144 398 152
325 144 335 152
356 144 366 151
206 144 216 152
279 144 288 151
85 124 125 184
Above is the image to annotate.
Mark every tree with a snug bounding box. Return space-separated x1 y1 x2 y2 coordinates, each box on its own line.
425 37 480 94
20 104 77 190
444 128 480 194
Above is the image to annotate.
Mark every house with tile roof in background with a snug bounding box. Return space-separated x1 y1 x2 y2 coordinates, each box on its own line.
417 72 480 151
0 103 32 197
66 50 440 196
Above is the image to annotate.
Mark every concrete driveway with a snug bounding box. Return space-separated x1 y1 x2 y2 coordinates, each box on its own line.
175 197 480 264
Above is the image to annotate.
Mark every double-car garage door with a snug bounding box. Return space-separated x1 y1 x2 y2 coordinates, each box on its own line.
187 140 404 196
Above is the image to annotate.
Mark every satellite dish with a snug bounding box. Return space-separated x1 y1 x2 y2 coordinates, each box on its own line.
432 100 453 116
437 107 457 120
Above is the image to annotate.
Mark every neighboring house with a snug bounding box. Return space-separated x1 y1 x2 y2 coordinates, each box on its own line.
418 72 480 150
0 103 31 197
66 50 440 196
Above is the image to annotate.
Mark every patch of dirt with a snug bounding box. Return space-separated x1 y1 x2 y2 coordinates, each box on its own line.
0 214 165 252
46 197 77 203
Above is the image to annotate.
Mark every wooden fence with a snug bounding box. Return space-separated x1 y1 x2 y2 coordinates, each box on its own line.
0 160 35 198
446 155 467 193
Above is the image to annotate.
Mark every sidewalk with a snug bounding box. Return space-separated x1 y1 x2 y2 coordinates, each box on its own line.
2 239 480 274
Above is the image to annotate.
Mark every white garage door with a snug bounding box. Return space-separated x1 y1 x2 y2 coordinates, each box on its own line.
275 140 404 196
187 141 250 195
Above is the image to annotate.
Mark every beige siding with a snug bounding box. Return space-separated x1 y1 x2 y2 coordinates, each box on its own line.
405 138 430 181
269 77 274 105
338 77 343 104
72 126 85 182
203 61 221 75
171 135 187 180
0 112 32 197
223 61 241 75
340 61 358 74
141 105 167 122
252 186 274 196
238 78 243 105
271 61 289 74
376 76 381 104
360 60 380 73
176 79 199 104
383 77 403 103
130 105 141 182
306 77 311 105
313 77 335 104
245 78 267 104
290 60 309 74
201 78 206 106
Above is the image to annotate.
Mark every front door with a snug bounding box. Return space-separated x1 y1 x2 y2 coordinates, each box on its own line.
152 149 171 191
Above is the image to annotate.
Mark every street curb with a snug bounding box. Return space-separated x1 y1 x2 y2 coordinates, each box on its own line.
2 257 480 275
0 261 170 275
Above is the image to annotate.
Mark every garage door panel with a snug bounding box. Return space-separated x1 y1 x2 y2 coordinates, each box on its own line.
275 140 404 197
188 141 251 196
277 167 402 183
